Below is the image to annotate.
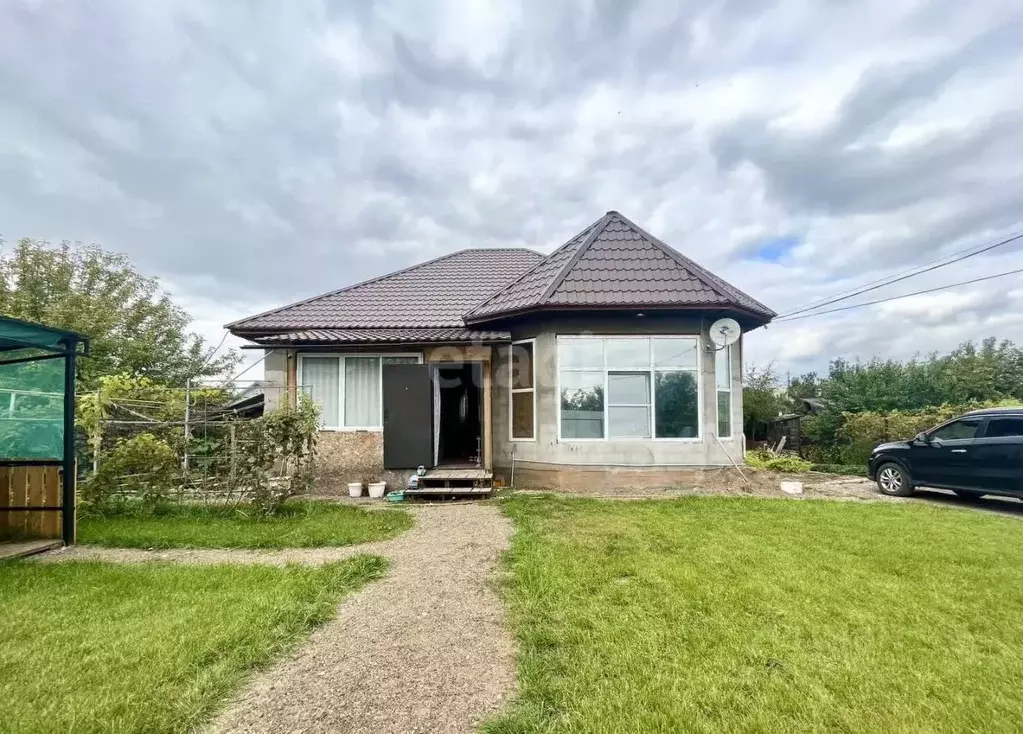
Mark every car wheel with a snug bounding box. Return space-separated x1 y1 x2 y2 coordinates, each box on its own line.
953 489 986 500
876 463 913 496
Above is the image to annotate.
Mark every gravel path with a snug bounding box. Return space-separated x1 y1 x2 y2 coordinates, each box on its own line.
206 502 516 734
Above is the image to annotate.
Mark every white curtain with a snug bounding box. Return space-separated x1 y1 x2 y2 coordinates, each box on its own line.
344 357 380 427
303 357 339 427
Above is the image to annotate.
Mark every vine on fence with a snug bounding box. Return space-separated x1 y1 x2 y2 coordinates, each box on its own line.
78 374 318 514
231 394 319 515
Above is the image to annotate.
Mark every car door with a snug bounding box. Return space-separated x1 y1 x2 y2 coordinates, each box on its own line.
910 417 985 489
970 415 1023 493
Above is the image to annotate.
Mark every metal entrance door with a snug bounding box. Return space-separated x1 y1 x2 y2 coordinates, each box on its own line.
382 363 434 469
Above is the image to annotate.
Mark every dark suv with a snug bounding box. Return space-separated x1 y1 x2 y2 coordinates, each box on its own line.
868 407 1023 498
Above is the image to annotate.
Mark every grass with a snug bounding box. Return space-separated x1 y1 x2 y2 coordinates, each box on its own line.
486 495 1023 733
79 500 413 549
0 555 386 733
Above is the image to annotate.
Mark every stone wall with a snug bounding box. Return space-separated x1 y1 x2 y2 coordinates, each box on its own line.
312 431 410 496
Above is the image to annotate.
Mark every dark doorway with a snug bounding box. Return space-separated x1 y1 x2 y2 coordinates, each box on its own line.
436 363 482 466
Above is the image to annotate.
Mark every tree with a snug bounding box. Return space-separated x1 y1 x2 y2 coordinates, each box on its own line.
0 238 240 389
742 362 784 440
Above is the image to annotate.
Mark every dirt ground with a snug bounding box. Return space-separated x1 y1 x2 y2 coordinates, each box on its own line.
513 467 889 502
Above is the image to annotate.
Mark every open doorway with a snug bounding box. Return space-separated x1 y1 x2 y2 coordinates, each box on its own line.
434 363 482 466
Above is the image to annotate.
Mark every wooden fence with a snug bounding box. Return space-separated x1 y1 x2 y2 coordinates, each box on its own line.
0 463 64 541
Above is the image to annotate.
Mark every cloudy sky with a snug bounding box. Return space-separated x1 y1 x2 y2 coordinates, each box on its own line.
2 0 1021 379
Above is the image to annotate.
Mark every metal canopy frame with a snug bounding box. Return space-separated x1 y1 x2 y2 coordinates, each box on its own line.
0 316 89 545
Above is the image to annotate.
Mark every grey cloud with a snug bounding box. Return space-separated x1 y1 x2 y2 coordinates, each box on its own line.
0 0 1021 376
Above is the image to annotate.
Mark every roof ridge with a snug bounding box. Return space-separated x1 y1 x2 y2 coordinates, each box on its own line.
226 247 520 331
537 212 615 304
611 211 777 316
463 220 599 320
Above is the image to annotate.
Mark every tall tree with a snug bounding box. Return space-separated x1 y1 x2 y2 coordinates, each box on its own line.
0 238 240 389
742 362 784 440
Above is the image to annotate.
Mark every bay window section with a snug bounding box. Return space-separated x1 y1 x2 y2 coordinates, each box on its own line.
715 345 733 437
510 340 536 440
558 336 700 440
560 370 605 439
299 354 419 430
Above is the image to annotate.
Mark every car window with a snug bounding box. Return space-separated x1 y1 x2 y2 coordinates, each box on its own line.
929 419 982 441
984 417 1023 439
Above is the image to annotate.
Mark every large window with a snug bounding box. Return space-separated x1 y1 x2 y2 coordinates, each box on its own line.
299 354 420 429
715 344 734 438
558 336 700 440
509 340 535 440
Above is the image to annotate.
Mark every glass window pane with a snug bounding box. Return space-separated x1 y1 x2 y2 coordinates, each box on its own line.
715 346 730 390
608 372 650 405
560 371 604 438
609 406 650 438
605 338 649 369
512 391 534 439
653 337 698 370
986 418 1023 438
302 357 339 427
929 419 981 441
717 391 731 437
382 356 419 365
559 339 603 370
511 342 534 389
655 371 699 438
344 357 381 427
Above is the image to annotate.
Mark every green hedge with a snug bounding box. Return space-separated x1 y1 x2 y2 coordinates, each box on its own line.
829 399 1019 465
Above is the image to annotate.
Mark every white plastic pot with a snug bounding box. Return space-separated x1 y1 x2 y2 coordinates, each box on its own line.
347 481 364 498
368 481 387 499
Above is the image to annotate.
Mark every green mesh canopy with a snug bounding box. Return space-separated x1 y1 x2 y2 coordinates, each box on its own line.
0 316 85 460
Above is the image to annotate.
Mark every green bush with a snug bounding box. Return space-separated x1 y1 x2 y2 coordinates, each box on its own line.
82 433 179 507
746 449 813 473
837 399 1019 464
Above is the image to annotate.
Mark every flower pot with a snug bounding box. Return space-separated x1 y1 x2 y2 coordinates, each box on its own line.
368 481 387 499
347 481 364 498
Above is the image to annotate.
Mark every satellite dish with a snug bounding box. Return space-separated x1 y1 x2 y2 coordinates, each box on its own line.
709 318 742 348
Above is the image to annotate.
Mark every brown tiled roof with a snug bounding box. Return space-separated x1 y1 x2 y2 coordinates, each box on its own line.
253 328 510 345
465 211 776 323
227 248 543 332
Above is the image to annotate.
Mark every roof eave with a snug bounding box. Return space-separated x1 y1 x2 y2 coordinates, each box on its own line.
464 303 776 328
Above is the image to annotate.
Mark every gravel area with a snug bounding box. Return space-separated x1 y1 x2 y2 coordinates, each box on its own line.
207 502 516 734
35 543 379 566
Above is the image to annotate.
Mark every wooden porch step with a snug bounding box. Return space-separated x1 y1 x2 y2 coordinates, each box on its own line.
405 467 493 496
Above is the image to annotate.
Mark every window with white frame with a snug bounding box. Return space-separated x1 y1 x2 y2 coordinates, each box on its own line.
299 354 420 429
557 336 700 440
715 344 734 437
509 340 535 440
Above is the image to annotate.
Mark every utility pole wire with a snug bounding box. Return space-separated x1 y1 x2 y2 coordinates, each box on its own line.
773 266 1023 322
198 330 230 370
218 350 271 387
776 231 1023 319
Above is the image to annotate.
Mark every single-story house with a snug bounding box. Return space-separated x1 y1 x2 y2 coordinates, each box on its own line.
227 211 775 492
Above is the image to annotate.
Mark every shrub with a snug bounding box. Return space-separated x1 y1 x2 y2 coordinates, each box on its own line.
745 449 813 473
82 433 179 508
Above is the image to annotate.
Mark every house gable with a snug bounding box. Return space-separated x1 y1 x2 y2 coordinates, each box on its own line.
465 211 775 324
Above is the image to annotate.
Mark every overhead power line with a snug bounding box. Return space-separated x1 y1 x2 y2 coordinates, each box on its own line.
776 231 1023 320
774 266 1023 322
198 330 230 370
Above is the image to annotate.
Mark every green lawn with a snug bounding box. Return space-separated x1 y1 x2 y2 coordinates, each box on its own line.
487 495 1023 733
0 556 385 733
79 500 413 549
